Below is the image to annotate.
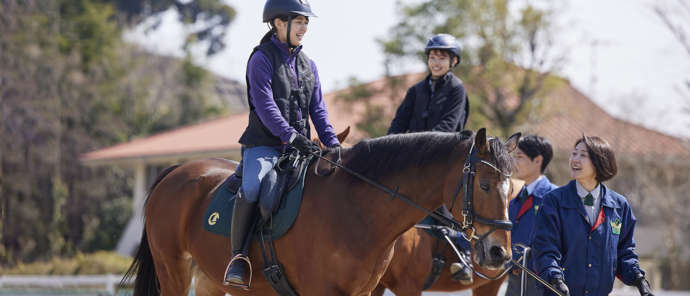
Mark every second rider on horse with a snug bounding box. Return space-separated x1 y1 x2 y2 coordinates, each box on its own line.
223 0 340 288
387 33 474 285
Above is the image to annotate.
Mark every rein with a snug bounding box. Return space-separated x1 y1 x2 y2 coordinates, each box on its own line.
309 139 512 234
310 147 462 230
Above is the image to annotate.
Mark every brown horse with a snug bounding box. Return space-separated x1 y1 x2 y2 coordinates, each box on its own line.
371 179 525 296
122 128 518 296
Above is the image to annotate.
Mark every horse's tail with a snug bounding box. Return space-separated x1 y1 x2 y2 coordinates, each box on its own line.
120 164 180 296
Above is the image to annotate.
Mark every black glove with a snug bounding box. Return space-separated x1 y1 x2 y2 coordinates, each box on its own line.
550 277 570 296
290 133 319 155
635 274 654 296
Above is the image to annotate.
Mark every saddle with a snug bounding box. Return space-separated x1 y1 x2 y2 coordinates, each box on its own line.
203 152 311 240
257 151 310 222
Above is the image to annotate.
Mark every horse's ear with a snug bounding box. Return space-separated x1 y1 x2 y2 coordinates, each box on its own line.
475 128 488 152
504 132 521 153
336 126 350 144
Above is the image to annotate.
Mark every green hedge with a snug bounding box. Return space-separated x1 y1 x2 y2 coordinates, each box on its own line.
1 251 132 275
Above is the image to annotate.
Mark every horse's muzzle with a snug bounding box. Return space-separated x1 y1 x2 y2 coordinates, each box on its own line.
474 241 511 270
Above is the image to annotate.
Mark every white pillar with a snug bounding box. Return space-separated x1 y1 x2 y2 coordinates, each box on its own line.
132 162 146 217
116 162 146 256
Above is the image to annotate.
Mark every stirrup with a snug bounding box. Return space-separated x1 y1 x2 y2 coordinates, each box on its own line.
223 254 253 289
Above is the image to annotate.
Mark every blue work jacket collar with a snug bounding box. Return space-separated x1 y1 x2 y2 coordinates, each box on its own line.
531 176 553 198
561 180 620 209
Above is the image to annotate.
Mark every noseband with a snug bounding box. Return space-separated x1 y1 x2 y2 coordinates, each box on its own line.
448 141 513 243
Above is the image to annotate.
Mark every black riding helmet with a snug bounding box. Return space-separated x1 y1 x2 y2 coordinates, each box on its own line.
263 0 317 22
263 0 317 48
425 34 462 68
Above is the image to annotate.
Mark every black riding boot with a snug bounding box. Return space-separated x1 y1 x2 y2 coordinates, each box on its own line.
449 250 474 285
223 193 257 288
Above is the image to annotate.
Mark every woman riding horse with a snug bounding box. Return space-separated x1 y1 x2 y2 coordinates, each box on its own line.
387 33 474 285
122 128 517 296
223 0 341 288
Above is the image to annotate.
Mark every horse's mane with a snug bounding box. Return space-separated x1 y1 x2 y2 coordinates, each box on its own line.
342 130 514 182
343 131 472 181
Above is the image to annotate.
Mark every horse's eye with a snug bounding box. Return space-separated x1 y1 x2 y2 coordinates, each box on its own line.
480 183 490 192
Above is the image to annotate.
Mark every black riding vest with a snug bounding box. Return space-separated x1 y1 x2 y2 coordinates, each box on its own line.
239 41 315 147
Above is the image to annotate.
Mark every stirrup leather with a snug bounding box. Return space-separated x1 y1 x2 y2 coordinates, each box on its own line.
223 254 253 289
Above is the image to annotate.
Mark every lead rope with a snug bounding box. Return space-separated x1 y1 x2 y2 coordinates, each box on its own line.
511 244 564 296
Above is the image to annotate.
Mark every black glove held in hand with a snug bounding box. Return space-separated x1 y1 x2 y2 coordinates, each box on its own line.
550 278 570 296
635 275 654 296
290 133 319 155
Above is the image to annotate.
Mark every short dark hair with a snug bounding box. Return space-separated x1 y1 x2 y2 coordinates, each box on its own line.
517 135 553 173
575 136 617 182
426 49 459 67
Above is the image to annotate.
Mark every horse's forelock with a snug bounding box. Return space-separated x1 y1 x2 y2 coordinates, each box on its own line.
487 137 514 176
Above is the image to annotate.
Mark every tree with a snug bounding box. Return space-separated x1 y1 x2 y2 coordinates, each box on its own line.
653 0 690 127
0 0 235 265
108 0 235 55
378 0 566 137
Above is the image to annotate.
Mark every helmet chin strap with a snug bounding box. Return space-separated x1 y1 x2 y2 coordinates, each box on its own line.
286 15 296 49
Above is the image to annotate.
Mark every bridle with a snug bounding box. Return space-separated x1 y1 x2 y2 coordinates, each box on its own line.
445 140 515 281
310 138 515 280
448 140 513 243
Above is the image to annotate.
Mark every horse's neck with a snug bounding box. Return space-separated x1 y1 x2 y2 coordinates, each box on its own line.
349 160 457 251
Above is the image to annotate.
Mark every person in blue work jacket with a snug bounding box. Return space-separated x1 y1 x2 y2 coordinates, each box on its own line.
506 135 558 296
532 136 654 296
387 33 473 284
222 0 340 288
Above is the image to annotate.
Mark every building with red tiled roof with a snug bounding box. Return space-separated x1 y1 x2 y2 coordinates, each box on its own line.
81 115 245 166
529 85 690 158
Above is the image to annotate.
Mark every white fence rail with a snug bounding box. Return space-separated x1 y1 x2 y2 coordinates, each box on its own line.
2 275 689 296
0 275 130 295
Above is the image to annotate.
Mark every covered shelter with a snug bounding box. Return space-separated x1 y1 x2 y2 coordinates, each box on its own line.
81 115 246 255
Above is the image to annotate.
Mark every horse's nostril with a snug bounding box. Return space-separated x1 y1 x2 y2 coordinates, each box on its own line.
490 246 506 260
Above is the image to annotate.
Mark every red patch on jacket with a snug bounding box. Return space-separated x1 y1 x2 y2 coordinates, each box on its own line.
590 209 606 232
516 196 534 220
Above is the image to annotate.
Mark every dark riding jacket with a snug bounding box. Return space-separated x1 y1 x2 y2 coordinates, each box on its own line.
387 72 469 134
239 36 338 148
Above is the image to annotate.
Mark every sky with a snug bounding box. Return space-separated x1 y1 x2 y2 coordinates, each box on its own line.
124 0 690 139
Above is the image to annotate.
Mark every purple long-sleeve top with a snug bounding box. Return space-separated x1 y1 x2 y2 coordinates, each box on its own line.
247 36 339 147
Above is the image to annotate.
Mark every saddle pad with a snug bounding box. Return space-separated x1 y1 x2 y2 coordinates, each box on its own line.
203 166 308 240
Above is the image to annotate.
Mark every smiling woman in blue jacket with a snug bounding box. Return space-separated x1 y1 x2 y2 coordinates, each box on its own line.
532 136 653 296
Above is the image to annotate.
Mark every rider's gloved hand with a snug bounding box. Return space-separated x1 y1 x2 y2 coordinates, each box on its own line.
635 273 654 296
289 133 319 155
550 277 570 296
